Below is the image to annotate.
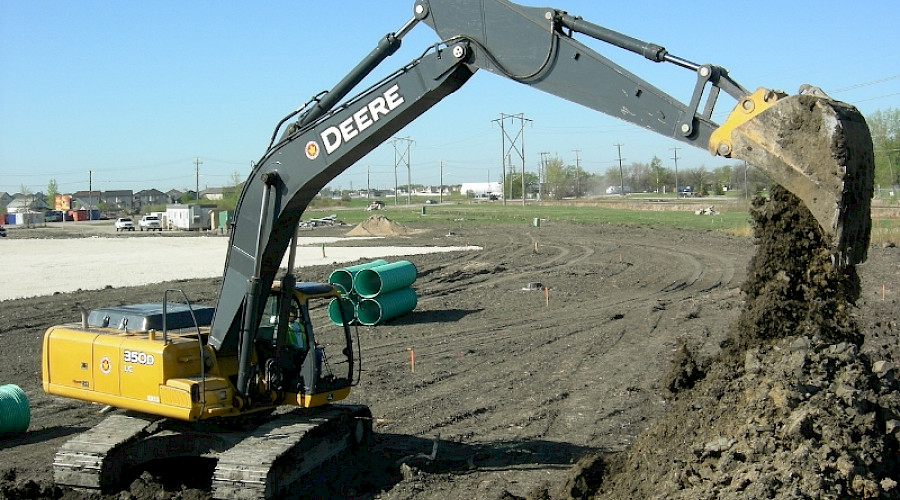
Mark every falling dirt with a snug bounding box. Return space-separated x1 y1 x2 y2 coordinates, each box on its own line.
735 185 862 349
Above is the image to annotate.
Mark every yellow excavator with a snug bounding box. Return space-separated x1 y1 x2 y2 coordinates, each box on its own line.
41 0 873 498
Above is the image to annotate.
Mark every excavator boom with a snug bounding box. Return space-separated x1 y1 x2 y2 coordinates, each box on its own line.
209 0 874 382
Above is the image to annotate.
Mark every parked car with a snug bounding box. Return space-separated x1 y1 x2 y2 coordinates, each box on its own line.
114 217 135 231
0 226 6 237
424 199 437 204
138 215 162 231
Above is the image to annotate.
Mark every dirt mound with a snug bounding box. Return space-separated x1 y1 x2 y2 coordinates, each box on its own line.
593 335 899 499
589 187 899 499
346 215 415 237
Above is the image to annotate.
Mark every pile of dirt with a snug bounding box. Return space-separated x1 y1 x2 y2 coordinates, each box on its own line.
345 215 415 237
591 334 899 499
588 187 899 499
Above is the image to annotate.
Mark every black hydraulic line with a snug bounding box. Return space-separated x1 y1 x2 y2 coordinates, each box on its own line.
557 11 747 100
299 34 401 126
558 13 671 63
298 18 419 127
236 173 278 399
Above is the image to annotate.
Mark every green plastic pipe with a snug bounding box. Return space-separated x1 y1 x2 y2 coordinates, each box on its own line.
354 260 417 298
328 296 358 326
356 287 418 326
0 384 30 434
328 259 389 294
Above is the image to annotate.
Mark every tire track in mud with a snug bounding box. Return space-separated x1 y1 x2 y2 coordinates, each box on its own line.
348 226 746 453
355 236 735 367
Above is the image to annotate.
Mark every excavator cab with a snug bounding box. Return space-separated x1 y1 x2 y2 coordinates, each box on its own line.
258 282 357 408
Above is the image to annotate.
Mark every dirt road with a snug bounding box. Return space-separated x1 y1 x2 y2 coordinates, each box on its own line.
1 218 897 499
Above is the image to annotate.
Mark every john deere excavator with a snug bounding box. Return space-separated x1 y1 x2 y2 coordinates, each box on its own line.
41 1 874 498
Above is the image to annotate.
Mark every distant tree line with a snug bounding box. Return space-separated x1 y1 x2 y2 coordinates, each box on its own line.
504 154 771 200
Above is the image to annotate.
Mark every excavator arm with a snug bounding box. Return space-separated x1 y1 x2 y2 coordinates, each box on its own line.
208 0 873 400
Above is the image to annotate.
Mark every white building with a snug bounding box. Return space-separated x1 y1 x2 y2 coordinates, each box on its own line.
165 204 215 230
459 182 502 198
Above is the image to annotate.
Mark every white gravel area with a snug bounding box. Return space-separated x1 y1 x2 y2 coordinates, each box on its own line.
0 236 479 301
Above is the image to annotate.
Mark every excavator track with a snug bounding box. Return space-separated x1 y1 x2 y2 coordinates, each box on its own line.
212 404 372 499
53 413 160 491
52 405 372 499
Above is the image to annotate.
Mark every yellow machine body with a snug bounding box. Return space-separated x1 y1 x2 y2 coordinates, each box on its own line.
43 326 238 420
42 284 354 421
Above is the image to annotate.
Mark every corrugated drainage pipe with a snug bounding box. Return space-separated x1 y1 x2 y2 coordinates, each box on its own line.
328 296 358 326
328 259 389 294
0 384 30 434
355 260 417 298
356 287 418 326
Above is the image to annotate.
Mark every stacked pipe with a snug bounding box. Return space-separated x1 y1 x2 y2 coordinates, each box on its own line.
328 260 418 326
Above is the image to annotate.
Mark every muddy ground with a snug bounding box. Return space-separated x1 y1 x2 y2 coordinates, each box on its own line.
1 200 898 499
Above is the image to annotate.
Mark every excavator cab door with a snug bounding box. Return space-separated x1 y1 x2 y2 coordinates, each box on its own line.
298 291 355 397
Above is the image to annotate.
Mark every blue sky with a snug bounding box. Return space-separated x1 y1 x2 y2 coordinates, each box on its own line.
2 1 898 196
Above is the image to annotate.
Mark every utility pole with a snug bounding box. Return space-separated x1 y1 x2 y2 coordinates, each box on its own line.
492 113 531 205
390 137 413 205
366 165 371 201
88 170 93 221
439 160 444 204
615 144 626 197
671 147 680 198
194 157 203 202
572 149 582 198
539 151 550 201
743 160 748 200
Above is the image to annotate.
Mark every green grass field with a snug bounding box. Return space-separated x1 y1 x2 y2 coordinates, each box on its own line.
309 198 751 232
306 196 900 246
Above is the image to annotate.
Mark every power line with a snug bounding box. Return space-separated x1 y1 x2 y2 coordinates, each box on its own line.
831 74 900 93
572 148 581 199
194 157 203 201
671 146 681 197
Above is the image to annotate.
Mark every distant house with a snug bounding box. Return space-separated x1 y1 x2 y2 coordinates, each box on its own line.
71 190 102 210
102 190 134 211
164 189 202 203
0 192 12 208
6 193 49 213
200 187 225 200
166 189 184 203
134 189 168 210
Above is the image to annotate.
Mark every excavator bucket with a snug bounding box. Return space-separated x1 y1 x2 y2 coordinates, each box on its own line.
710 87 874 266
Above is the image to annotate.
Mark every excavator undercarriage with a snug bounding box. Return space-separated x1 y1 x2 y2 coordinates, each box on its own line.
53 406 372 499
